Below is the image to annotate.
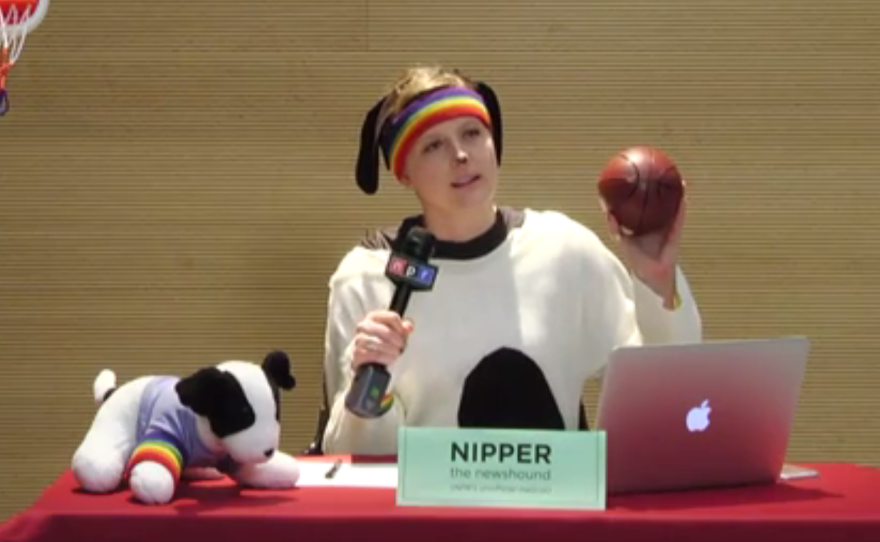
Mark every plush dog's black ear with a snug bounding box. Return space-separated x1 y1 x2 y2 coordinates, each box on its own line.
263 350 296 391
475 81 503 166
175 367 229 417
355 96 388 195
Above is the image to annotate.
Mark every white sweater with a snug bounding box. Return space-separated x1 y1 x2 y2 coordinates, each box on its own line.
321 208 702 454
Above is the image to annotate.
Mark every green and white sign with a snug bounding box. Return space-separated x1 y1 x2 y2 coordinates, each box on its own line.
396 426 606 510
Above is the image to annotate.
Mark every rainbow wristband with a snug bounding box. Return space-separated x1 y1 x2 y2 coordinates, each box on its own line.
379 393 395 414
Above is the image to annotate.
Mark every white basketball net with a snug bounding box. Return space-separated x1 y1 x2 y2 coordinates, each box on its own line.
1 4 32 66
1 0 49 116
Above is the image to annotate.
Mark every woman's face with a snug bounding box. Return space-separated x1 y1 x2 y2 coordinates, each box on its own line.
398 116 498 216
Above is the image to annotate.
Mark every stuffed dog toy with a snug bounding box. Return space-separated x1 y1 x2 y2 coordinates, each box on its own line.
71 350 300 504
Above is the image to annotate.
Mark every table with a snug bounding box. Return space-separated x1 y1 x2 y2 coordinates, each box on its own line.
1 462 878 542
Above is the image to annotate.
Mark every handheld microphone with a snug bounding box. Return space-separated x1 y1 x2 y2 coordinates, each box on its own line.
345 226 438 418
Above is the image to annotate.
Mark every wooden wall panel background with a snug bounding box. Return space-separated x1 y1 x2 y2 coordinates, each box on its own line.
1 0 878 520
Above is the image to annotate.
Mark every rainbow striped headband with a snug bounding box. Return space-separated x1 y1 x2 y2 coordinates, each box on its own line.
379 86 493 179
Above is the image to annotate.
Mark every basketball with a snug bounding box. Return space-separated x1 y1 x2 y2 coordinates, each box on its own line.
597 146 684 237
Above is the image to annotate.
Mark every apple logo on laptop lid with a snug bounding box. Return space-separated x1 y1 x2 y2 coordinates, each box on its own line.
687 400 711 432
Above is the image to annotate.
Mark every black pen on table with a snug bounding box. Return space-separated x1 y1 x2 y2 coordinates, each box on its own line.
325 459 343 479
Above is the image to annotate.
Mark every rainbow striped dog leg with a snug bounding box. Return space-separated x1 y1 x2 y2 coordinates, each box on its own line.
125 433 185 490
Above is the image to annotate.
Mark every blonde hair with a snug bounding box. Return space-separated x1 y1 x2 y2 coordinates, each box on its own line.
379 65 475 129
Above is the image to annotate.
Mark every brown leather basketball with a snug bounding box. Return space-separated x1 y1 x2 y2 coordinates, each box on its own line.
597 146 684 237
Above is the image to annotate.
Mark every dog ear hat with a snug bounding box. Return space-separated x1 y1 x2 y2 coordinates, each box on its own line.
354 81 503 195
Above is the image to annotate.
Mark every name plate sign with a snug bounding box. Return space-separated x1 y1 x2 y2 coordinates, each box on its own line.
396 426 606 510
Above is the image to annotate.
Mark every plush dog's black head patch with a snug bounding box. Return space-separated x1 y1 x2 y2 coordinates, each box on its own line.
176 367 255 438
175 352 296 465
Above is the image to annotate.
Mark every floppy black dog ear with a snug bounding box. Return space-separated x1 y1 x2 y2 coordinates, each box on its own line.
475 81 503 166
355 96 388 195
175 367 230 417
263 350 296 391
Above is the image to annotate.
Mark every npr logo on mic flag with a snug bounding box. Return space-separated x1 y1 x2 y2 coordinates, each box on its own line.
386 254 438 290
388 257 408 277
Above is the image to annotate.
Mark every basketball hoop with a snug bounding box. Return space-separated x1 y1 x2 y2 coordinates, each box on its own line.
0 0 49 116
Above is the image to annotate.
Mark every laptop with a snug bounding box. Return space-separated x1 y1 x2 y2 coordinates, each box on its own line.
594 336 810 495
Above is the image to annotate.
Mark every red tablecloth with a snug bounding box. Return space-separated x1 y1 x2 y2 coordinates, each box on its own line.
1 462 879 542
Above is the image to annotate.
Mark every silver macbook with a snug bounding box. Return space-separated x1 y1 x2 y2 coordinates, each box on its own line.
595 336 810 495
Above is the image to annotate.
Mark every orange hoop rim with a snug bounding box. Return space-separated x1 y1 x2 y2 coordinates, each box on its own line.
0 1 39 8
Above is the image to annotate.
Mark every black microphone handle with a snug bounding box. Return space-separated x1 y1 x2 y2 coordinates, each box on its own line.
389 284 413 316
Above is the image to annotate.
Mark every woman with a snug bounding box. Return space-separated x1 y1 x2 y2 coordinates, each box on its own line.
319 65 702 455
